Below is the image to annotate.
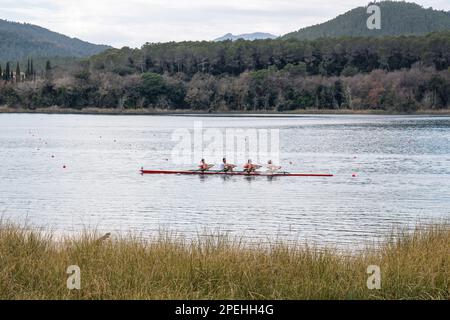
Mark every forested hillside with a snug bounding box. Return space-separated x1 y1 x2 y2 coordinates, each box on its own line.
283 1 450 40
0 19 111 61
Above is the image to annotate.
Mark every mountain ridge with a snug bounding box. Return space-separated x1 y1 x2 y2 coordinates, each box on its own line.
214 32 278 41
0 19 111 61
282 1 450 40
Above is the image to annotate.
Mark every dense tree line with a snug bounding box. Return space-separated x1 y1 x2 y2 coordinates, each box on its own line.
1 65 448 112
0 33 449 112
90 31 450 77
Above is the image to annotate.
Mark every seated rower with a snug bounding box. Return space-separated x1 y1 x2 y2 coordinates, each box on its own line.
219 157 236 172
266 160 281 173
199 159 214 171
243 159 261 173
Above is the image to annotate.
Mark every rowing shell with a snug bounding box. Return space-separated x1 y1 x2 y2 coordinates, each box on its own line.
140 169 333 177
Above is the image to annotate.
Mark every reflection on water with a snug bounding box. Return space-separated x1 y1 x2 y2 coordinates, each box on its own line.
0 114 449 248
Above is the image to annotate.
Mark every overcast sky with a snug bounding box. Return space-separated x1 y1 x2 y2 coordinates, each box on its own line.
1 0 449 48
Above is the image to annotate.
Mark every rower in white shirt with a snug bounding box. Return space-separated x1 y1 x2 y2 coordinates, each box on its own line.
266 160 281 174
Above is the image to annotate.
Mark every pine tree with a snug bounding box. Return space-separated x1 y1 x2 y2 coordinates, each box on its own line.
4 62 10 81
26 59 30 79
16 62 21 83
45 60 52 80
30 59 34 78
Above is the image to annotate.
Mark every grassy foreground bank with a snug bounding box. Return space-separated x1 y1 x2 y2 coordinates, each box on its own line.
0 223 448 300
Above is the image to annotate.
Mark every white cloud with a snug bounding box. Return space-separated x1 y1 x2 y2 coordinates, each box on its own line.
0 0 449 48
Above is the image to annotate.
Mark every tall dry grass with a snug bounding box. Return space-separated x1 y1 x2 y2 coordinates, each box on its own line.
0 222 448 299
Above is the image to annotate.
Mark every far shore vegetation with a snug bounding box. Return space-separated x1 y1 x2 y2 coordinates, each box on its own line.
0 32 449 114
0 221 448 299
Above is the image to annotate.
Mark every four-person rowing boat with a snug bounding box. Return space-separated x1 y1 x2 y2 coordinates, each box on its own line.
141 158 333 177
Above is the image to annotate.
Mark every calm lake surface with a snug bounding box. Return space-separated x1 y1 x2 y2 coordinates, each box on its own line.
0 113 449 248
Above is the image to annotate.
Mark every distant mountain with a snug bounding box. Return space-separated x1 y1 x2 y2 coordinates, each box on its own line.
0 19 111 61
283 1 450 40
215 32 278 41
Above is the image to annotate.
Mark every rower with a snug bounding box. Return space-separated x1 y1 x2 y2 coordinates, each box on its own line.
199 159 214 172
219 157 236 172
243 159 260 173
266 160 281 173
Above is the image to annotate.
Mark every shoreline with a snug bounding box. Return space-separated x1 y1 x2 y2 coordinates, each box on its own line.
1 106 450 116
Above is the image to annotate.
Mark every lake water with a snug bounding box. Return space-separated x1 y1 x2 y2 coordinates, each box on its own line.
0 113 449 248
